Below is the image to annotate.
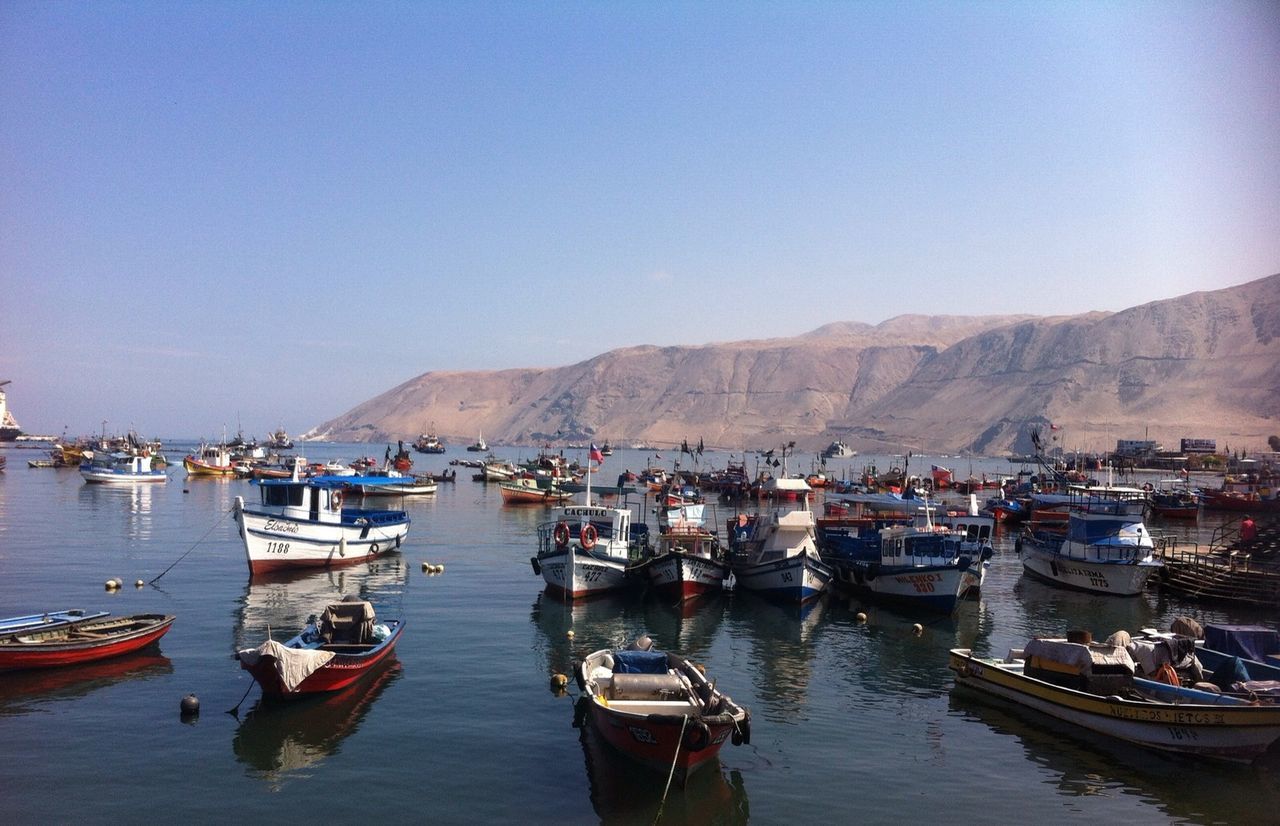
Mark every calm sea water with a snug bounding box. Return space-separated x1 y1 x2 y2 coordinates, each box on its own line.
1 443 1277 825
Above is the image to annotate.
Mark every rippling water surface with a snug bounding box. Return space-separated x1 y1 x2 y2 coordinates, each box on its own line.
0 444 1276 824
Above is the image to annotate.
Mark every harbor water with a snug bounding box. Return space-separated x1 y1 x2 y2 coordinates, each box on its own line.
1 444 1277 824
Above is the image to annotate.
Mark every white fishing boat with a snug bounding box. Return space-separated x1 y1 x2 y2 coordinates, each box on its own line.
466 430 488 452
1019 485 1162 595
822 440 856 459
344 469 438 497
232 474 410 575
727 477 832 603
80 452 167 484
530 464 646 598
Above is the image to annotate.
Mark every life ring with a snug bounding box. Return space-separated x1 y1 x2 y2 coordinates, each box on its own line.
554 522 571 549
370 543 380 555
580 524 598 551
332 490 343 509
1143 483 1153 492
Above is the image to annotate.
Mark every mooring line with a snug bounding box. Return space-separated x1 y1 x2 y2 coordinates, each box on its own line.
149 506 233 585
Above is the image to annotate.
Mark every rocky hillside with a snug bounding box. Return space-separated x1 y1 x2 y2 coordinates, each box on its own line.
305 274 1280 454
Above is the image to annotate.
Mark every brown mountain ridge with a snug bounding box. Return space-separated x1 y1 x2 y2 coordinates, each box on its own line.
306 274 1280 455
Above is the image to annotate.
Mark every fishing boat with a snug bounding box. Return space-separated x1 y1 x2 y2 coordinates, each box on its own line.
1018 485 1163 595
823 513 993 613
266 428 294 450
1148 482 1199 520
183 441 236 476
344 471 438 497
0 379 22 441
726 477 832 603
0 609 110 635
576 636 751 783
232 474 411 575
949 637 1280 762
413 426 446 454
0 614 175 672
531 490 648 598
80 451 167 484
628 524 733 601
822 440 856 459
237 598 403 697
500 476 573 505
466 430 488 452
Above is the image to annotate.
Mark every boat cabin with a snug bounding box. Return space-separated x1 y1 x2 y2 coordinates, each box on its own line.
255 479 346 524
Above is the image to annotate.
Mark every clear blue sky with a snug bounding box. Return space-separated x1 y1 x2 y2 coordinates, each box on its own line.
3 2 1277 439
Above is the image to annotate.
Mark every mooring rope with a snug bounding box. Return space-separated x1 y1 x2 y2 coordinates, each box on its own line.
149 506 233 585
653 714 689 824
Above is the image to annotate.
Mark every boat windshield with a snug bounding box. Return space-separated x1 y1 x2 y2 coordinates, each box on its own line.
261 484 306 507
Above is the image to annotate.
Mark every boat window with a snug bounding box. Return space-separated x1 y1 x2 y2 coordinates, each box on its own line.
261 485 305 507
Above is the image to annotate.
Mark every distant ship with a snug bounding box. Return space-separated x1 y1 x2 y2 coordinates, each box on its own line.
0 380 22 442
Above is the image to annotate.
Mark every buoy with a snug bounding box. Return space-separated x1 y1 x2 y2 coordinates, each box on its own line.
421 561 430 572
855 612 867 623
436 564 445 574
566 630 575 639
180 694 199 716
135 579 145 588
550 673 569 689
912 623 924 635
105 578 121 590
183 488 189 494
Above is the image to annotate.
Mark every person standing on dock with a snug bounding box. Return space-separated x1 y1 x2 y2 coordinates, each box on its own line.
1240 514 1257 549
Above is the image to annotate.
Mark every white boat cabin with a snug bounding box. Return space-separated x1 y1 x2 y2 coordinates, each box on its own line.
256 480 346 524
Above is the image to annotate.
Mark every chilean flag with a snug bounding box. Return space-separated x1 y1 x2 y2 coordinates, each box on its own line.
589 443 604 464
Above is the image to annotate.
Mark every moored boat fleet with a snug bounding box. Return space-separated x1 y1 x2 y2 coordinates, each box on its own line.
8 428 1280 779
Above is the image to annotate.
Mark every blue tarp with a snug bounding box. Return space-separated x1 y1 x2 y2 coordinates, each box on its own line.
1205 624 1279 662
611 649 668 674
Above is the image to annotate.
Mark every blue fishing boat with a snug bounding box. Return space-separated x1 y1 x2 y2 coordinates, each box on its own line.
0 609 110 635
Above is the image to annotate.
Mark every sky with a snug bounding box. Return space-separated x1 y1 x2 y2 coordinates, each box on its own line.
2 1 1278 440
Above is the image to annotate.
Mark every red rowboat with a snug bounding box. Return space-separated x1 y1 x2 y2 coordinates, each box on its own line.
0 613 175 672
576 637 750 785
237 598 402 697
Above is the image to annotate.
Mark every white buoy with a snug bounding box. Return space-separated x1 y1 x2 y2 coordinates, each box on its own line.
135 579 145 588
913 623 924 635
855 612 867 623
435 564 445 574
566 630 575 639
421 561 430 572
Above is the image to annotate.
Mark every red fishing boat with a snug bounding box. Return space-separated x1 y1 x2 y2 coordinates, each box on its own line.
0 613 175 672
576 637 750 784
237 598 403 697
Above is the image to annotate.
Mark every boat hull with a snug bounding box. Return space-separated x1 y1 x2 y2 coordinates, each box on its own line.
183 457 236 476
586 698 735 778
80 468 167 483
832 560 974 613
534 547 630 599
632 550 732 601
950 648 1280 762
234 498 409 575
1021 542 1160 595
242 622 403 697
732 553 831 603
0 615 175 672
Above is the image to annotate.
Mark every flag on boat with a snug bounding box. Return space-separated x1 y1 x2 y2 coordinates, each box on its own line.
589 443 604 464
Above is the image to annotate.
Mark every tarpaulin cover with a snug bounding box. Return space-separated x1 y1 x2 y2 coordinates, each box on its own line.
1205 625 1279 662
611 649 669 674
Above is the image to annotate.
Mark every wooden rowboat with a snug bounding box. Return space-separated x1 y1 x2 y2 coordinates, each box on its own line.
0 609 110 635
237 599 403 697
0 614 176 672
576 637 751 784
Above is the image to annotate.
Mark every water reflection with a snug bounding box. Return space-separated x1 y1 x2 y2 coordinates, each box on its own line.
724 591 827 715
574 697 750 825
947 691 1280 823
233 662 402 788
0 652 173 716
234 560 408 651
77 481 159 542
